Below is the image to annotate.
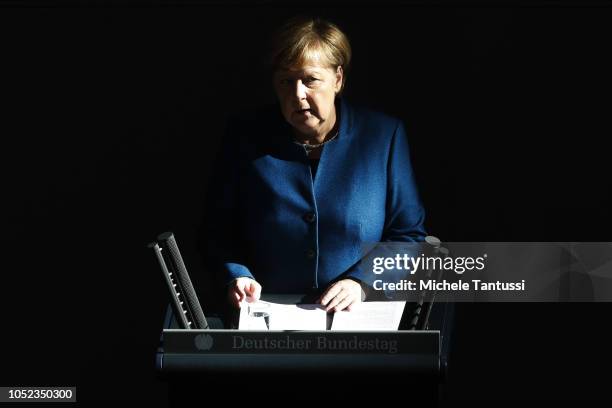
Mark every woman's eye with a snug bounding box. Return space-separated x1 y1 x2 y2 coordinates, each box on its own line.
278 77 318 86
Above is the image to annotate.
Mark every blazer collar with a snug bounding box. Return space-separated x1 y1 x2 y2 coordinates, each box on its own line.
336 97 354 141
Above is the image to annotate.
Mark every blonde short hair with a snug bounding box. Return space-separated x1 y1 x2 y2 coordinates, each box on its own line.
269 16 352 93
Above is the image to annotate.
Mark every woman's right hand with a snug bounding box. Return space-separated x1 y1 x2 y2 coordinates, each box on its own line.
228 277 262 309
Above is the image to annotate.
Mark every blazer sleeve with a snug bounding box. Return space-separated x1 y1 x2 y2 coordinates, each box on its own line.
382 120 427 242
197 120 255 289
344 120 427 287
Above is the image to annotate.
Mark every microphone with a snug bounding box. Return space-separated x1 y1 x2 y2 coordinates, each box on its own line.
408 235 448 330
150 232 209 329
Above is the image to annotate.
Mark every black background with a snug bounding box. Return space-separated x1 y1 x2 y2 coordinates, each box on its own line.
2 1 611 406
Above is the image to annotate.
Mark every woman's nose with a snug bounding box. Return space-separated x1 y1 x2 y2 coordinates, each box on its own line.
293 79 308 99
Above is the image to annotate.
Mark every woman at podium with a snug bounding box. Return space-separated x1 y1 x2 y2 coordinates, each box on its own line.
199 16 426 313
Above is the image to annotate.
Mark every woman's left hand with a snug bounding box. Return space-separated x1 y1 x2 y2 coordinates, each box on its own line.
317 279 363 312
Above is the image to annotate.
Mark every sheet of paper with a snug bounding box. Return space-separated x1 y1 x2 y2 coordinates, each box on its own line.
238 300 327 331
330 301 406 331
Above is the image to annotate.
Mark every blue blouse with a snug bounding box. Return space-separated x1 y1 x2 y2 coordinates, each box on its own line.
202 98 426 294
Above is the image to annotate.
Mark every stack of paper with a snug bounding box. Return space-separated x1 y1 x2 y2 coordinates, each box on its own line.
238 300 406 331
330 301 405 331
239 300 327 330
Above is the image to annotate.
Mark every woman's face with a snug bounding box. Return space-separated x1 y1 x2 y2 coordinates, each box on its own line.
273 61 343 138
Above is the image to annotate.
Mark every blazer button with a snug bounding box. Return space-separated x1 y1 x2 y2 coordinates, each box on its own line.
303 212 316 223
306 249 316 259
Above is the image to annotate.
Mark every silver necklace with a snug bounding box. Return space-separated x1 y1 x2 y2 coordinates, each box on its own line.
293 130 339 154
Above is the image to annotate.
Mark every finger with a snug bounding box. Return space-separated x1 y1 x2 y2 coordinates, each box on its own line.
235 283 246 301
243 282 253 296
320 284 342 306
250 282 262 301
245 281 260 303
231 291 242 309
325 291 348 312
333 296 355 312
244 280 256 295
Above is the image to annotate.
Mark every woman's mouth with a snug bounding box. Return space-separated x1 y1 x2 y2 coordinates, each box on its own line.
295 108 313 116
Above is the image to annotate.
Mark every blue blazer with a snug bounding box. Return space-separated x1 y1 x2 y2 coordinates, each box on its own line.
201 98 426 294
